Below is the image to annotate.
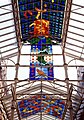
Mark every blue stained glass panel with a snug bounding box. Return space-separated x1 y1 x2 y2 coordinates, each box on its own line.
18 0 66 43
30 37 54 80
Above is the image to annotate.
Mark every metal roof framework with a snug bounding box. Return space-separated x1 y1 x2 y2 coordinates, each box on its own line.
0 0 84 120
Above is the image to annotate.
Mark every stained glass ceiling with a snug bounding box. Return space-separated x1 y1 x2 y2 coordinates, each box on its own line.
0 0 84 120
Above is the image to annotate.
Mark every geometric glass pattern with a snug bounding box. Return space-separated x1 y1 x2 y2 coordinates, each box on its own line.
18 95 65 119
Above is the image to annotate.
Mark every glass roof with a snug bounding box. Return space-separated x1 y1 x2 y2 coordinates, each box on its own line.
0 0 84 120
0 0 18 59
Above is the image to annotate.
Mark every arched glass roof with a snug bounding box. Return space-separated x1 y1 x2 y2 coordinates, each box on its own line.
0 0 84 120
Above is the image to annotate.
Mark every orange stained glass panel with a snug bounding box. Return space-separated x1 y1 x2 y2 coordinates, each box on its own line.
34 19 49 37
